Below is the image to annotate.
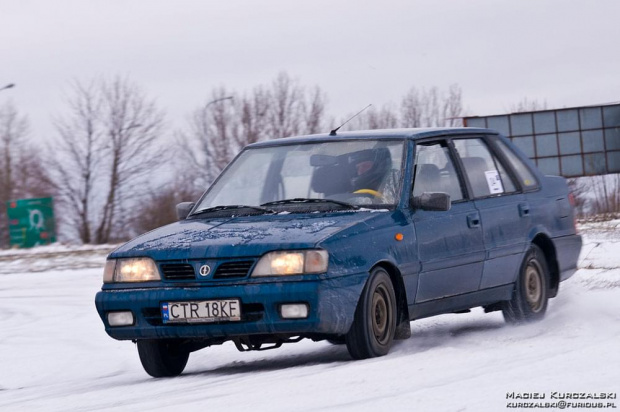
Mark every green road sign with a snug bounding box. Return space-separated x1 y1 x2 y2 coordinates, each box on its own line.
6 197 57 248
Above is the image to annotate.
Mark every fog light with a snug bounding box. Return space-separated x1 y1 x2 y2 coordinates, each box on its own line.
280 304 309 319
107 311 134 326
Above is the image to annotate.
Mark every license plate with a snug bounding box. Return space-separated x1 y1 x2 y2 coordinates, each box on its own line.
162 299 241 324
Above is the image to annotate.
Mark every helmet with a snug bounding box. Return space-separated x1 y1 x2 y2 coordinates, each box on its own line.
346 147 391 192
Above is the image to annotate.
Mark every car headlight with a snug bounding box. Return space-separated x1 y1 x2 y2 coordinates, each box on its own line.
251 250 329 277
103 258 161 283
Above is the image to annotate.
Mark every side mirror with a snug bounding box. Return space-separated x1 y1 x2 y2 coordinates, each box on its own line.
412 192 451 211
176 202 195 220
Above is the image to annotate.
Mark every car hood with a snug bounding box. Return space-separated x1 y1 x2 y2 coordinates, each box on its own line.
110 211 385 260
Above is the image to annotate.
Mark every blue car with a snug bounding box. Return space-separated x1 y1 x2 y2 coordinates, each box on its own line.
95 128 582 377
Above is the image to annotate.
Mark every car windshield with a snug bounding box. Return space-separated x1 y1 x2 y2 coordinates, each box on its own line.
194 139 405 214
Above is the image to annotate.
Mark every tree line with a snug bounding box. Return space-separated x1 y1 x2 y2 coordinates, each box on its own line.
0 73 614 247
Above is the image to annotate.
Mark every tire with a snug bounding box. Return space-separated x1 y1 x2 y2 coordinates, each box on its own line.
502 244 549 324
137 339 190 378
345 267 397 359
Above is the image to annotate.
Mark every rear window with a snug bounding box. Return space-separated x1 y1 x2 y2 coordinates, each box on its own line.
494 138 539 189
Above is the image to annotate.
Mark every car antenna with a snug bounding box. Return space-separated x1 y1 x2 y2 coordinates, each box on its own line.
329 104 372 136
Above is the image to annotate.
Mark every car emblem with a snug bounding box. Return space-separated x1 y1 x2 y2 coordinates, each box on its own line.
199 264 211 277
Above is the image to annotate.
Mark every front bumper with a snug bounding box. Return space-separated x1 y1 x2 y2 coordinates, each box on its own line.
95 273 367 341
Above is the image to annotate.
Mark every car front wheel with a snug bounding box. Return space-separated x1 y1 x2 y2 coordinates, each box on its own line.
137 339 190 378
346 267 397 359
502 244 549 324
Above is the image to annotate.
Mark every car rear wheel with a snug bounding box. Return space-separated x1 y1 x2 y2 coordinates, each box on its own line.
502 244 549 324
137 339 190 377
346 267 397 359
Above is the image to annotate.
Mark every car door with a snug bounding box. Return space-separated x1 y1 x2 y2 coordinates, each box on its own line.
410 139 486 303
452 136 530 290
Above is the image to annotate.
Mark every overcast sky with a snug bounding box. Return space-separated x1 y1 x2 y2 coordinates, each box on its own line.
2 0 620 141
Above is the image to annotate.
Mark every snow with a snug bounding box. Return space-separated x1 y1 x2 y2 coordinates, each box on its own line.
0 243 117 275
0 223 619 411
0 242 118 257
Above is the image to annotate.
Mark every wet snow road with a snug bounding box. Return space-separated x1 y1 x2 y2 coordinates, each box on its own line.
1 234 619 411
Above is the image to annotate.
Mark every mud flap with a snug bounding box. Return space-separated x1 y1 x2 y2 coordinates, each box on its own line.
394 300 411 340
394 319 411 340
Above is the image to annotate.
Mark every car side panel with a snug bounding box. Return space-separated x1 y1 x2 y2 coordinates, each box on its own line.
475 194 529 289
524 176 581 282
411 201 486 303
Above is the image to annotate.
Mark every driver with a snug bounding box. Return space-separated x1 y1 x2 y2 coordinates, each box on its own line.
347 147 392 198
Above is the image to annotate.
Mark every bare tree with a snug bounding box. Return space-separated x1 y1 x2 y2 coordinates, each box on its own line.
94 78 166 243
400 84 463 128
178 72 328 193
51 77 166 244
235 86 270 147
0 102 28 201
130 170 203 235
345 104 399 130
263 73 327 138
52 81 103 243
0 102 53 247
178 88 239 189
303 86 327 135
441 84 464 127
510 97 548 113
567 174 620 220
341 84 463 131
590 174 620 219
265 72 324 138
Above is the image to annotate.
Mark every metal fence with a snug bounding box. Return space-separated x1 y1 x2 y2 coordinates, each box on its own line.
464 103 620 177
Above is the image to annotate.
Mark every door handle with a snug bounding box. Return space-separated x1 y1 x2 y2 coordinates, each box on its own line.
519 203 530 217
467 213 480 228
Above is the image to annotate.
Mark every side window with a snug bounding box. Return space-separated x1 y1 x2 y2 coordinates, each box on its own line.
453 138 516 198
413 142 463 202
494 138 539 189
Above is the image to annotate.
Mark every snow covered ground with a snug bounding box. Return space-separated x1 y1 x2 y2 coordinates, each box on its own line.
0 223 619 411
0 243 116 275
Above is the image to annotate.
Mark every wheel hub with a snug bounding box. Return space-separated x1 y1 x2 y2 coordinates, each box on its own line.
525 262 543 312
371 285 390 344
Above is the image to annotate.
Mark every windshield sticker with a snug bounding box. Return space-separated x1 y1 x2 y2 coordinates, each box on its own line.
484 170 504 194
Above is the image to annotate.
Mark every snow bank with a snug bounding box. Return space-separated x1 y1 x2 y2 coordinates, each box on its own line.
0 244 117 275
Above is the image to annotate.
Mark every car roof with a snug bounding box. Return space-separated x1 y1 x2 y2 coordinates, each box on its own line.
247 127 498 148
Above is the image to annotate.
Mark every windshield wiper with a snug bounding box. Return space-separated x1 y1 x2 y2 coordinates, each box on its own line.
261 198 359 210
190 205 274 217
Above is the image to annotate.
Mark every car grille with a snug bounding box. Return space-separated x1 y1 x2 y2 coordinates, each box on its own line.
214 260 254 279
160 263 195 280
